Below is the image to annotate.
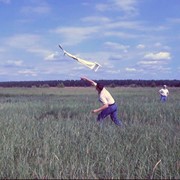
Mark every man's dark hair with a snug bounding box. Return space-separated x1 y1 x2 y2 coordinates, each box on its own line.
96 83 104 91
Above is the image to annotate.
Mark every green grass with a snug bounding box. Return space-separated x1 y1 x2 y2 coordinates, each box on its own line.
0 87 179 179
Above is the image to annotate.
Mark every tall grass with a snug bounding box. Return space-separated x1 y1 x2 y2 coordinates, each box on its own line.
0 87 179 179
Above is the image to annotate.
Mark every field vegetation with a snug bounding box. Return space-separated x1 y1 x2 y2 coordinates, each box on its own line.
0 87 179 179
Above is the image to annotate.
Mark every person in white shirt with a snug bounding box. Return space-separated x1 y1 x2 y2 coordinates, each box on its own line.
159 85 169 102
81 76 123 127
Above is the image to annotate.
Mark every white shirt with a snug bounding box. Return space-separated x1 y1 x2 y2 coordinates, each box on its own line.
159 88 169 97
93 82 115 105
99 88 115 105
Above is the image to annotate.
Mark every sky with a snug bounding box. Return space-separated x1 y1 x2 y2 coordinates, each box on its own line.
0 0 180 81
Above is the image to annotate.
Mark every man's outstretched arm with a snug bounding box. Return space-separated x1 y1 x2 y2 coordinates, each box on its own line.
81 77 96 86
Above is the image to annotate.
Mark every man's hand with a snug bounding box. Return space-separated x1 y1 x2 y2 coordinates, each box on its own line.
81 77 86 81
92 109 99 113
92 104 108 114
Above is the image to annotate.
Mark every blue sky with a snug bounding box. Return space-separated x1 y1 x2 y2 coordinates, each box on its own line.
0 0 180 81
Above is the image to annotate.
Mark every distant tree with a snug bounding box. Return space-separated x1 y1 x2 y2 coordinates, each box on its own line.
109 83 116 88
130 84 137 87
0 79 180 87
57 82 65 88
41 84 49 88
151 81 156 87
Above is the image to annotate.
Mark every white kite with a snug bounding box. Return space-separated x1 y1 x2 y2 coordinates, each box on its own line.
58 44 101 72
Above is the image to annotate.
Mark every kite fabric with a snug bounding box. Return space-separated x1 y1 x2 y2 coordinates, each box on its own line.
58 44 101 72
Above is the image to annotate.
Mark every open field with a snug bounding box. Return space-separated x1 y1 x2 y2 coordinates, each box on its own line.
0 87 179 179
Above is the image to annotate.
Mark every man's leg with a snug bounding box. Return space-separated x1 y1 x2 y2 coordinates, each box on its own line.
97 104 123 126
160 95 163 102
164 96 167 102
97 107 112 121
161 95 166 102
110 105 123 126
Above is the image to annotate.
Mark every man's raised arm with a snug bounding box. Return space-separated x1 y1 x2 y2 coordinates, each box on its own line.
81 77 96 86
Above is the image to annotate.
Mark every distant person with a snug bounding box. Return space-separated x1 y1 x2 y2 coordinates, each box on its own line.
159 85 169 102
81 76 123 127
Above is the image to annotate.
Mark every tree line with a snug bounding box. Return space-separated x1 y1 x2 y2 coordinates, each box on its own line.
0 79 179 87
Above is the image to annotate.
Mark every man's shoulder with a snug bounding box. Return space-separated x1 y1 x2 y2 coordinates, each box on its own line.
100 88 108 95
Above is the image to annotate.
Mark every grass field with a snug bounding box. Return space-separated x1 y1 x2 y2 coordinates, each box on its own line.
0 87 179 179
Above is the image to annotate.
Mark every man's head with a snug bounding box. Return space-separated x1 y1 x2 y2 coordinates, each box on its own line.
163 85 167 88
96 83 104 92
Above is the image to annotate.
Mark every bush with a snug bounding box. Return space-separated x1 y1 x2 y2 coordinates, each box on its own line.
57 82 65 88
41 84 50 88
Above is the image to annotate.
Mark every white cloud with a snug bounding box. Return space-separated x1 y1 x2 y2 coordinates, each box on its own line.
6 60 24 67
136 61 171 74
154 42 162 47
18 69 37 76
52 26 99 45
27 47 51 57
95 0 139 17
109 54 124 61
106 21 142 30
107 69 121 74
45 52 60 61
143 52 171 60
125 67 137 72
153 42 171 50
51 20 144 47
136 44 145 49
153 66 171 73
6 34 41 49
95 3 108 11
138 61 160 65
112 0 138 13
5 34 51 58
104 31 139 39
104 42 129 52
81 16 111 23
135 51 172 76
